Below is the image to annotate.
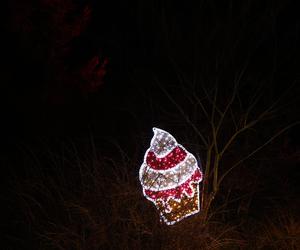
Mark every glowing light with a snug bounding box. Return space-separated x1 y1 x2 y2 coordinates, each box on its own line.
139 127 203 225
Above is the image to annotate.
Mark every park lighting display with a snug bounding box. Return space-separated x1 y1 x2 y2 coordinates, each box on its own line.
139 128 203 225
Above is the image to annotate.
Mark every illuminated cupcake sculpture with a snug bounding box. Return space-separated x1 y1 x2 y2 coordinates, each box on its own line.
139 128 203 225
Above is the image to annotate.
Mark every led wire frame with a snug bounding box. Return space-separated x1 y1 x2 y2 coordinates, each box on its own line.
139 128 203 225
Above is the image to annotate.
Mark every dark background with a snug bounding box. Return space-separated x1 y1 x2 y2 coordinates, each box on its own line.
1 0 300 249
3 0 299 142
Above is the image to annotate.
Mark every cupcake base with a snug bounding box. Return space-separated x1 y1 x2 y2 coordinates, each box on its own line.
155 183 200 225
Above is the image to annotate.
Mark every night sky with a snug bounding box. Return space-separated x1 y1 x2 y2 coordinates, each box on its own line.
2 1 300 249
3 1 300 140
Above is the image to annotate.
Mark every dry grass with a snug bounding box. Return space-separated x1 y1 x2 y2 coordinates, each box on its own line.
10 142 247 250
255 209 300 250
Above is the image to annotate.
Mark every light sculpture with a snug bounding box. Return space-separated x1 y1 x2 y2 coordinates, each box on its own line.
139 128 203 225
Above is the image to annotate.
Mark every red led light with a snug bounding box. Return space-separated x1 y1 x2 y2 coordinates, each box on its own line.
145 169 202 203
146 146 187 170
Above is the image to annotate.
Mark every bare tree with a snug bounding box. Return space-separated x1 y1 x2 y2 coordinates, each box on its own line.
158 76 299 222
